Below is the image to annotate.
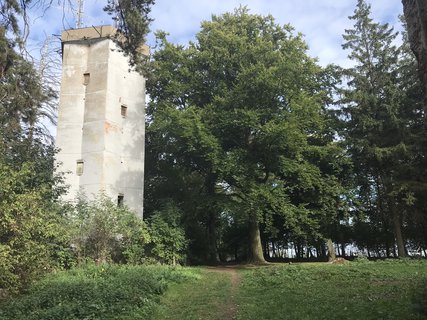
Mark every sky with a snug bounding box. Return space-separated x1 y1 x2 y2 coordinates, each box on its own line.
26 0 405 68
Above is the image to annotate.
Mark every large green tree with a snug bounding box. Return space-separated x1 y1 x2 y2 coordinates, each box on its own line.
146 8 347 263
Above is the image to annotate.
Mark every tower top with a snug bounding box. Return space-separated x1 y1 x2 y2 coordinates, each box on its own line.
61 25 116 43
61 25 149 55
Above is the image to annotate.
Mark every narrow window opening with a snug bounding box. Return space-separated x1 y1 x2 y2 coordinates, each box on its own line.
117 194 124 207
83 72 90 85
76 160 84 176
121 104 127 117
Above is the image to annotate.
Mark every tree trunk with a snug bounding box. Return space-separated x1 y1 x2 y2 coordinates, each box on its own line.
248 218 266 264
392 208 407 257
297 242 303 259
320 244 327 259
385 239 391 258
326 239 336 262
264 240 269 258
271 240 277 258
206 173 219 265
207 211 219 264
382 213 391 258
293 242 298 258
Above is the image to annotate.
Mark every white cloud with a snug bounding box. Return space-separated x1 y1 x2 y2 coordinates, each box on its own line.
146 0 402 66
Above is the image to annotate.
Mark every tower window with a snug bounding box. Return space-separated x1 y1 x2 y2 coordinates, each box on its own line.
121 104 127 117
76 160 84 176
117 194 124 207
83 72 90 85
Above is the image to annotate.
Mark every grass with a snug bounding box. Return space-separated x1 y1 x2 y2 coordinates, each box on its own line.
1 260 426 320
235 259 427 320
151 269 233 320
0 264 198 320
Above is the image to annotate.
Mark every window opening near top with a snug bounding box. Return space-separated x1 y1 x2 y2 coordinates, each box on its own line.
83 72 90 85
76 160 84 176
121 104 127 117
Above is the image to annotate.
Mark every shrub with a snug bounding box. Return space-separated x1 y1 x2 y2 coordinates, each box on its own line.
68 194 150 264
0 162 71 294
0 264 197 320
147 202 188 265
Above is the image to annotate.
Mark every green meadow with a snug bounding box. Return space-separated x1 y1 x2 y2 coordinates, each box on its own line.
1 260 426 320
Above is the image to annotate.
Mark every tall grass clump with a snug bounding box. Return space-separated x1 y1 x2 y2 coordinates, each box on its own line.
0 264 199 320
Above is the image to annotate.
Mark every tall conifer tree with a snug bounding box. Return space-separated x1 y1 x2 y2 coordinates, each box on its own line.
341 0 424 257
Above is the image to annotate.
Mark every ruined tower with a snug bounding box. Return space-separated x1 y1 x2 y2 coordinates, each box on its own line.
56 26 145 217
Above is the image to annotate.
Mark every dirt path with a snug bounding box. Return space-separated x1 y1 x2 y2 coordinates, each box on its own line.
206 266 242 320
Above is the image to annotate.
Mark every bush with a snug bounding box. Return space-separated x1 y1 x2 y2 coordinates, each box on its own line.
68 194 150 265
0 264 197 320
147 202 188 265
0 162 71 294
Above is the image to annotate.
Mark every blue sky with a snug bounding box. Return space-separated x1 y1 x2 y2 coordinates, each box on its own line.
24 0 404 137
26 0 404 68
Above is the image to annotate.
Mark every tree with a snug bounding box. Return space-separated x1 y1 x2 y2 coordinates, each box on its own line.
0 29 55 145
146 8 347 264
401 0 427 256
340 0 425 257
144 34 225 264
104 0 155 71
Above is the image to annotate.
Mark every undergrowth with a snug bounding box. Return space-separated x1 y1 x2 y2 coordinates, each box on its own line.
0 264 199 320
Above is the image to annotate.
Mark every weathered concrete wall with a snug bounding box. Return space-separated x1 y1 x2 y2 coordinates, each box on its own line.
56 26 145 217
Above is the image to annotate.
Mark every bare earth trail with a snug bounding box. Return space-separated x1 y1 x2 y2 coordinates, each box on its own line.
206 266 242 320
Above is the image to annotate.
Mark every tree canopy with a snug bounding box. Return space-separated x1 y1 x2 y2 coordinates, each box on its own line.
339 0 425 257
145 7 350 263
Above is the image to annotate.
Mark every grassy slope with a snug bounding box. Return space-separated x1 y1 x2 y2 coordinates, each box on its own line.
236 260 427 320
1 260 426 320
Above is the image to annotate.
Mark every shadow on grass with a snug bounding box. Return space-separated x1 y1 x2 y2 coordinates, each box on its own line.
413 278 427 317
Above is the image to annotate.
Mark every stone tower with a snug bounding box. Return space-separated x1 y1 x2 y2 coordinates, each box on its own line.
56 26 145 217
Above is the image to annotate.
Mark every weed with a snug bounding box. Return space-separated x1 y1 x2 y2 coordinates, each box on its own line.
0 264 196 320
